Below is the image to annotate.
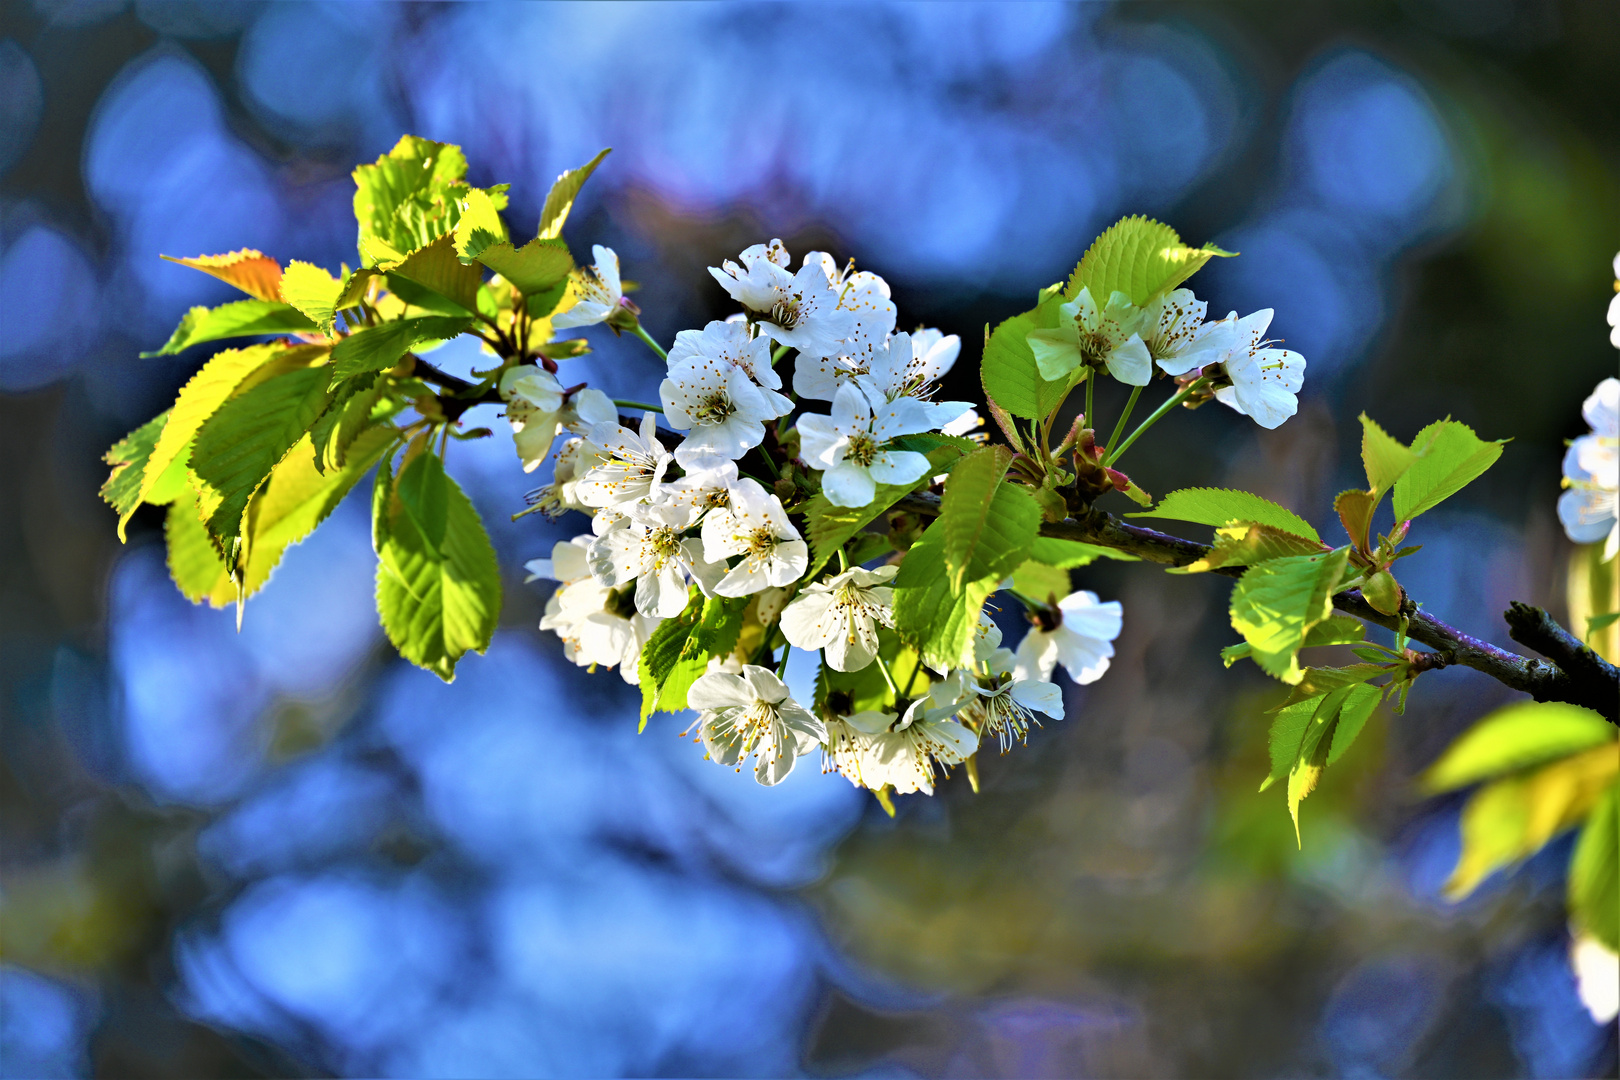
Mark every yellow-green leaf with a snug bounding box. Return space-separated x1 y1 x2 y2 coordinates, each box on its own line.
1130 487 1320 543
538 147 610 240
1066 215 1235 307
140 299 316 357
1420 701 1615 793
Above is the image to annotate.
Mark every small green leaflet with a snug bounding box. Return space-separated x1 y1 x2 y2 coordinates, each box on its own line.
311 373 388 474
1221 614 1364 667
1065 215 1235 307
101 412 169 536
803 485 917 580
939 447 1038 591
1228 547 1352 684
374 451 501 681
1359 414 1416 498
1588 612 1620 636
1026 536 1136 567
278 260 344 334
166 486 236 607
1129 487 1320 543
141 299 316 357
329 316 472 384
1169 522 1324 574
894 517 1011 670
474 238 574 297
1257 664 1386 844
190 364 335 546
1569 783 1619 950
452 187 509 262
538 148 611 240
637 592 748 724
1392 419 1507 522
1419 701 1614 793
1012 560 1069 602
980 293 1071 421
384 233 483 314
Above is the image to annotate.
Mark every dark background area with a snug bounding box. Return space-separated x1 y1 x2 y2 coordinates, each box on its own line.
1 1 1616 1077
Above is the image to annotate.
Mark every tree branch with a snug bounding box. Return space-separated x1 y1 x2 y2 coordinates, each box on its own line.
893 492 1619 723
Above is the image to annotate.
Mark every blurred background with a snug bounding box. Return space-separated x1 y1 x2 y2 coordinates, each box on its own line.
2 1 1617 1076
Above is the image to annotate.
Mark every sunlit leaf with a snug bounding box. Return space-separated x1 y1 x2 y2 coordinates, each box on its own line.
1066 215 1235 307
1420 701 1614 793
940 447 1039 591
1391 419 1507 522
1359 414 1416 498
1228 547 1352 683
1129 487 1320 543
538 147 611 240
1570 783 1619 950
980 291 1071 421
328 316 472 384
101 412 168 539
140 299 316 357
385 233 483 314
1170 522 1324 574
160 249 283 302
475 238 574 297
278 260 343 334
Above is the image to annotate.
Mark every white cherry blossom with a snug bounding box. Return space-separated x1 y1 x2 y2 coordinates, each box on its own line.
1206 309 1307 430
528 537 660 685
1026 287 1152 386
587 500 722 617
1140 288 1236 377
661 357 790 468
661 459 738 527
523 436 606 519
498 365 616 472
792 255 897 400
687 665 826 786
1571 933 1620 1024
573 413 671 512
837 679 977 795
1559 376 1619 560
1609 251 1620 349
779 564 898 671
698 479 808 596
965 646 1065 752
797 381 936 507
1014 589 1124 685
667 319 787 394
852 331 974 429
551 244 625 329
709 241 855 357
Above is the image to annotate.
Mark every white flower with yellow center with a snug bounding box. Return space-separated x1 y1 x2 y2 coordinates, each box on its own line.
797 381 935 507
837 679 978 795
964 647 1065 752
661 460 738 528
1013 589 1123 686
698 479 808 596
779 564 897 672
661 357 791 468
792 254 897 400
687 665 826 786
1026 286 1152 386
522 436 605 519
587 500 722 618
708 241 855 357
1205 309 1307 430
573 413 671 512
1559 376 1619 561
668 318 787 394
1140 288 1236 378
498 365 616 472
849 330 974 430
527 537 660 685
551 245 625 329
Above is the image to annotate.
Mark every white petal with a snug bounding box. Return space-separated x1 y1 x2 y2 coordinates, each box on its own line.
1027 328 1081 381
688 671 757 710
780 590 837 650
1010 678 1065 720
822 462 877 508
867 450 931 487
1107 334 1153 386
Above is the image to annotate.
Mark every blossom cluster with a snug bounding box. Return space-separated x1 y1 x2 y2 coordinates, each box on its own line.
1031 284 1309 429
1557 253 1620 560
516 241 1123 795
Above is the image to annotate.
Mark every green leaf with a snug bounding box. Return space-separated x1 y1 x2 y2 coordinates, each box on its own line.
278 260 343 334
452 187 508 263
638 593 750 725
1361 569 1403 616
384 233 483 314
1359 414 1416 498
1169 522 1324 574
190 362 335 546
803 483 921 580
940 448 1040 592
1570 782 1619 950
1222 614 1365 667
1066 215 1235 307
1588 612 1620 636
159 249 284 302
637 589 707 721
239 425 398 598
352 135 485 265
1012 560 1070 602
311 373 387 474
165 485 235 607
1260 669 1385 843
893 518 1001 670
1444 743 1617 898
1391 419 1507 522
374 452 501 681
538 147 611 240
1130 487 1320 543
475 238 574 296
980 297 1072 421
1420 701 1614 793
329 316 471 384
102 412 169 539
141 299 316 357
1228 547 1352 684
1026 536 1137 567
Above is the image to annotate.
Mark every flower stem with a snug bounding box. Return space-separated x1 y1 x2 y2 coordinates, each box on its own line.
1103 384 1143 460
874 652 900 697
838 547 850 572
612 399 664 413
772 343 791 365
1104 378 1206 468
776 641 793 678
632 324 668 362
1084 374 1094 433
